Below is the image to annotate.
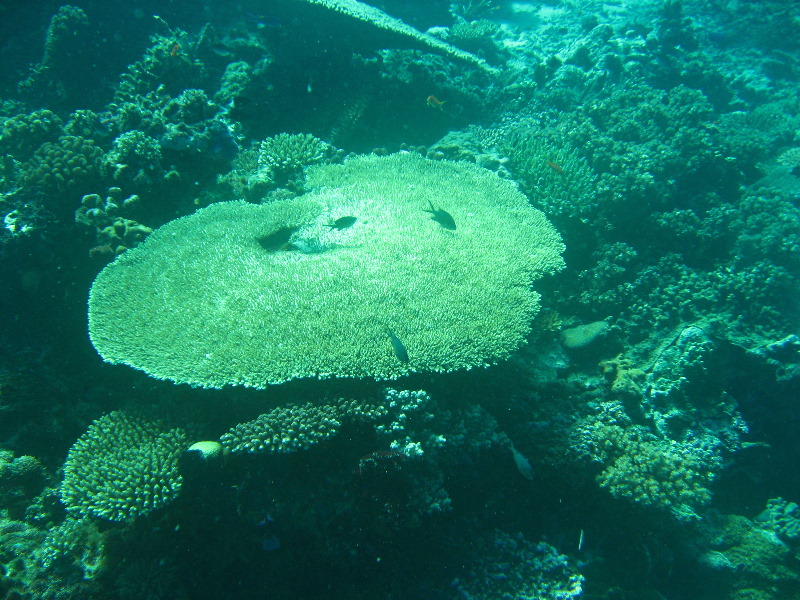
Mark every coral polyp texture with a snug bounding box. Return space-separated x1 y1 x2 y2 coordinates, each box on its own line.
87 152 564 388
220 388 430 454
61 412 187 521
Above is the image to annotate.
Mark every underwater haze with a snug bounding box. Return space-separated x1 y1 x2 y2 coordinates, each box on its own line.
1 0 800 598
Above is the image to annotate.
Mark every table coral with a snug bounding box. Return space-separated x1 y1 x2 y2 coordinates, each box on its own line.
88 152 564 387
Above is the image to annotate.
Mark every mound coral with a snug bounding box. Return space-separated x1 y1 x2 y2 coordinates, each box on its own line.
61 412 186 521
0 109 63 160
88 152 564 388
757 498 800 543
21 134 104 214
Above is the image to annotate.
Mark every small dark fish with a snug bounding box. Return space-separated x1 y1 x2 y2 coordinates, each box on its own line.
546 160 564 175
324 216 357 230
422 201 456 230
386 328 409 363
261 534 281 552
256 514 274 527
257 226 300 252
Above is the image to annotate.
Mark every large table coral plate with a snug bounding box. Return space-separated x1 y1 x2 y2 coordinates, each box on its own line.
88 152 564 388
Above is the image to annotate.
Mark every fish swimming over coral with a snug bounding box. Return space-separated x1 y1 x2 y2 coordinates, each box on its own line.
426 95 446 110
324 216 357 230
386 327 409 363
422 201 456 230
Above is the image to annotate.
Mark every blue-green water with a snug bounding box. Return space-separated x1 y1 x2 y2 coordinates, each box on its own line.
1 0 799 598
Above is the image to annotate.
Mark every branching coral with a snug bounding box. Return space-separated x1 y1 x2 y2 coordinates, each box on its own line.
257 132 333 187
61 412 186 521
490 125 598 223
452 530 583 600
220 389 430 454
592 424 714 521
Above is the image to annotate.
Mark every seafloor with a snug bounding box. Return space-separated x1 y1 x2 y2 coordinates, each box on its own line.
1 0 799 598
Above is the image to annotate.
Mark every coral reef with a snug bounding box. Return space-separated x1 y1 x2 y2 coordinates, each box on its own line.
61 412 186 521
2 0 800 598
451 530 583 600
694 513 800 600
292 0 495 72
0 109 63 161
491 124 599 224
75 190 151 258
37 517 105 578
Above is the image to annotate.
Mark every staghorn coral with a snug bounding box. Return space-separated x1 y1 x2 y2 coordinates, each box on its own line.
88 152 564 388
492 125 598 223
0 517 47 595
36 517 105 579
61 412 186 522
222 402 346 454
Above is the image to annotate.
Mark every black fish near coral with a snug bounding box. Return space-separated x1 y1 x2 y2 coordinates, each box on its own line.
324 216 357 230
386 327 409 363
423 201 456 230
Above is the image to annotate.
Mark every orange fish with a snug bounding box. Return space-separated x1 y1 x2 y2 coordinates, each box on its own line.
426 95 446 110
170 43 180 57
546 160 564 175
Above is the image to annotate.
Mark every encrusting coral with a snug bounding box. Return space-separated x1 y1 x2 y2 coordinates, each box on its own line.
88 152 564 388
61 412 187 521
